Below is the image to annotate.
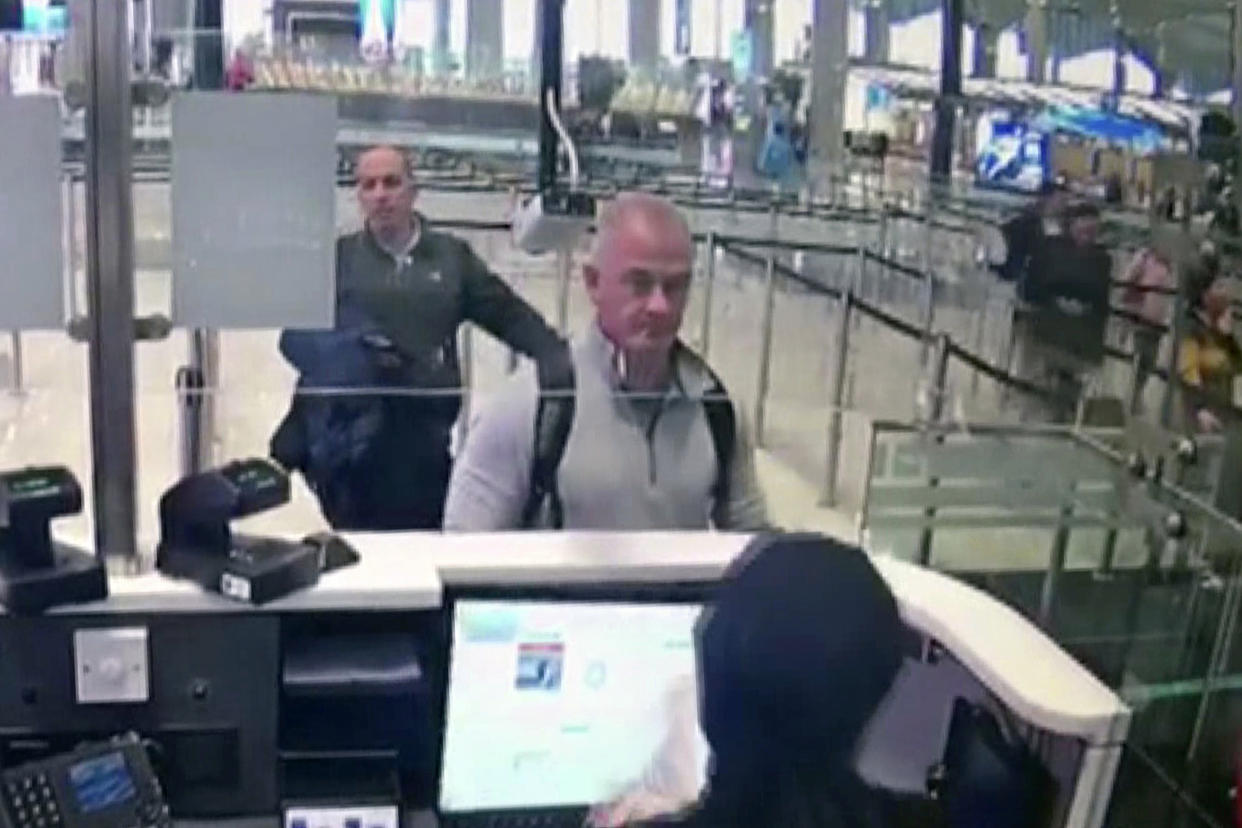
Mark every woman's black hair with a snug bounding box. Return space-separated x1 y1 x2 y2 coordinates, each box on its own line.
693 534 905 828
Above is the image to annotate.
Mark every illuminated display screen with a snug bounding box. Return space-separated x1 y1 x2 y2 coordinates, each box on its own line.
68 752 136 814
440 600 709 813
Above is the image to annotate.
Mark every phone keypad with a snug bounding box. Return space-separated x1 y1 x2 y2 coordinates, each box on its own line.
6 773 61 828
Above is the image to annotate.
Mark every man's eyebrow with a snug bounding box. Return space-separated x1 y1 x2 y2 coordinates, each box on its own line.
620 268 692 280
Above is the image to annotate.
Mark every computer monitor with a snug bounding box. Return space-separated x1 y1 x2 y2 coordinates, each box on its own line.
0 0 22 30
438 598 710 816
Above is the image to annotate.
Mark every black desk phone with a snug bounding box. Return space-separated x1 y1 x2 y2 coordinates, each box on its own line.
0 734 169 828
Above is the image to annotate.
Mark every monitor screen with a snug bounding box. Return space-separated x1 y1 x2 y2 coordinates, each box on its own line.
975 116 1048 193
0 0 22 31
439 599 710 814
68 751 137 814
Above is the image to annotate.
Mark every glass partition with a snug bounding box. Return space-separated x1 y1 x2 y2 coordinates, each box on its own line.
862 419 1242 826
0 14 95 549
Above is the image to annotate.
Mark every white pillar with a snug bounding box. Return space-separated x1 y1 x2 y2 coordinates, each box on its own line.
744 0 774 78
466 0 504 78
809 0 848 176
1025 0 1048 83
628 0 661 71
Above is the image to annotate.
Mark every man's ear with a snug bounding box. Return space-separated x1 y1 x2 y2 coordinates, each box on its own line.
583 264 600 293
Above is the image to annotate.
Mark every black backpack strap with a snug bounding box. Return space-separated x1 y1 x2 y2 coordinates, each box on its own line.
703 371 736 510
679 343 736 511
522 343 576 529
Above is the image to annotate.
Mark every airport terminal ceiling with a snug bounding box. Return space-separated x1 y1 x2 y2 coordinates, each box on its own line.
882 0 1235 93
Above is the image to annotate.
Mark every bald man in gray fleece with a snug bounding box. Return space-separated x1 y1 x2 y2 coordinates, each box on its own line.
444 193 768 531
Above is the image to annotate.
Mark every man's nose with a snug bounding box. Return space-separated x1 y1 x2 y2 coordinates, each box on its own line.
645 287 672 315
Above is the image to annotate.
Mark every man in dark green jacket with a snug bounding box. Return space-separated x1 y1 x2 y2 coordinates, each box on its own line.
272 146 563 530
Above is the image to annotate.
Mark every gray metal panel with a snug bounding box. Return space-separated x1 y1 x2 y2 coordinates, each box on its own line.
171 92 336 329
0 614 279 816
0 96 65 329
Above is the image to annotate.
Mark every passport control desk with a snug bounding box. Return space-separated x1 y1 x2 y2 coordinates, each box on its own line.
0 533 1129 828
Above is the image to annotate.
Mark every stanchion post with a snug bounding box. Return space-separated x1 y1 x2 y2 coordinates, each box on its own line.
555 248 571 334
822 291 853 506
920 191 936 364
753 255 779 445
9 332 21 395
459 323 474 444
920 272 936 365
1039 501 1073 628
878 203 889 260
700 231 717 358
969 292 986 398
915 333 951 565
178 328 219 479
1127 347 1144 416
66 174 81 320
1161 288 1187 429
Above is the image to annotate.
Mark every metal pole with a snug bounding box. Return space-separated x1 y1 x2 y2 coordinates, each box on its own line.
855 232 867 292
459 324 474 443
83 0 138 563
753 255 779 445
66 174 81 320
969 293 986 398
1160 267 1188 428
142 0 153 127
921 269 936 362
1127 347 1144 416
877 205 889 260
537 0 566 193
9 333 21 395
920 193 936 365
930 0 963 180
556 249 571 334
1039 500 1073 627
699 231 717 358
915 333 951 565
822 291 853 506
1233 0 1242 234
178 329 219 477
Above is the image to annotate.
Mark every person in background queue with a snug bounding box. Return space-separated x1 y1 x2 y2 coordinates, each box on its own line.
1179 262 1241 434
1119 239 1175 412
444 192 768 531
271 146 564 531
1015 201 1113 421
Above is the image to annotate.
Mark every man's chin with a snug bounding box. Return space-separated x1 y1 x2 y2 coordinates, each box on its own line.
626 336 677 355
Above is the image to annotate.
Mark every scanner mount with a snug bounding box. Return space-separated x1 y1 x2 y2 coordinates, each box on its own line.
156 459 341 604
0 467 107 613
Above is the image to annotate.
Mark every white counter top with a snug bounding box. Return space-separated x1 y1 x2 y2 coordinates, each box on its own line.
49 535 444 615
344 531 753 586
872 555 1130 747
46 531 1129 747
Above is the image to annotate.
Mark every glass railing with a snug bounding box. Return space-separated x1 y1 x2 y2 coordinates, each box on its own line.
861 420 1242 826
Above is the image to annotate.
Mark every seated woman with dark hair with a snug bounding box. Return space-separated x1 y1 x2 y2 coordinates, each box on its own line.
591 535 936 828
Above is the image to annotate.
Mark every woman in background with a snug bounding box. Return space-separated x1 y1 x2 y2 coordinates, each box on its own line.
1179 263 1241 434
1119 241 1174 412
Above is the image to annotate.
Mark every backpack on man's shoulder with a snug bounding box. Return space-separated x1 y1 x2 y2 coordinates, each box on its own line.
520 342 737 529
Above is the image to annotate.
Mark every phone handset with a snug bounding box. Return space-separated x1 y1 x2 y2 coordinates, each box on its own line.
0 734 169 828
